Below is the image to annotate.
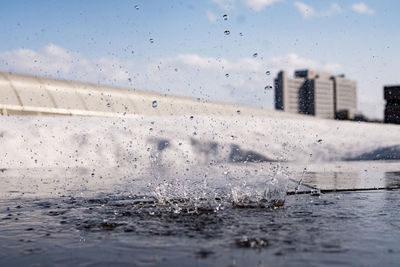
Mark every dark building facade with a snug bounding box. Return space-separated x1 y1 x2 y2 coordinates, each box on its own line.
384 85 400 124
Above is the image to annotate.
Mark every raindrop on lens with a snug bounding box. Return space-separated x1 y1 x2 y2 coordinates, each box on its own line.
223 14 228 20
152 101 157 108
224 30 230 36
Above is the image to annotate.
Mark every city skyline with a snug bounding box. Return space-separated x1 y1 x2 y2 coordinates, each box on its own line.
0 0 399 119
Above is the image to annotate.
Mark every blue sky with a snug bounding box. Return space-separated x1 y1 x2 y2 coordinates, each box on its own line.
1 0 399 118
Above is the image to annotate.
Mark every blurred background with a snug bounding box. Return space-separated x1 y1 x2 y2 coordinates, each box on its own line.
1 0 399 119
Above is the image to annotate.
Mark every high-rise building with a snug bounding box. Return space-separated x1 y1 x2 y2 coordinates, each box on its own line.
274 69 357 119
384 85 400 124
332 75 357 119
274 71 303 114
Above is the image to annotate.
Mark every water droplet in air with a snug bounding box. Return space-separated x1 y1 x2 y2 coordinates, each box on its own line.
135 5 139 10
224 30 230 36
189 116 194 120
106 103 111 108
265 71 271 75
196 98 200 102
152 101 157 108
223 14 228 20
225 73 230 78
252 53 258 58
236 110 241 115
149 38 154 44
264 85 272 90
316 139 323 144
174 68 178 72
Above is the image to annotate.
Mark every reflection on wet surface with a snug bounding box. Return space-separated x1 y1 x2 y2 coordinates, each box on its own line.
295 169 400 192
1 162 400 266
1 190 400 266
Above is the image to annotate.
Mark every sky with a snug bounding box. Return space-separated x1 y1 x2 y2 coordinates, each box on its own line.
0 0 399 119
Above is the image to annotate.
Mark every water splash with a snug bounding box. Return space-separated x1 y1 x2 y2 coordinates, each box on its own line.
1 115 399 206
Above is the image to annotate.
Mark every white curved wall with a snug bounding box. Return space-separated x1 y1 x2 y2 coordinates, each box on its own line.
0 71 303 119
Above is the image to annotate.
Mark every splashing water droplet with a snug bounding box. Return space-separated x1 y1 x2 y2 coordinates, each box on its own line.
316 139 323 144
223 14 228 20
310 189 321 196
149 38 154 44
236 110 241 115
106 103 111 108
196 98 200 102
174 68 178 72
265 71 271 75
135 5 139 10
189 116 194 120
264 85 272 90
252 53 258 58
225 73 230 78
224 30 230 36
152 101 157 108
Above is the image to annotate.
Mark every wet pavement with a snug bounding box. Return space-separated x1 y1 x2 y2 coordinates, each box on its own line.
1 162 400 266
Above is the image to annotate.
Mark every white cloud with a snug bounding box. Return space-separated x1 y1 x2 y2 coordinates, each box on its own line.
266 53 341 74
206 10 218 23
0 44 132 85
243 0 282 11
131 53 342 110
351 2 375 15
210 0 235 10
294 2 315 18
211 0 281 11
131 53 269 106
324 3 342 16
294 2 342 19
0 44 343 111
